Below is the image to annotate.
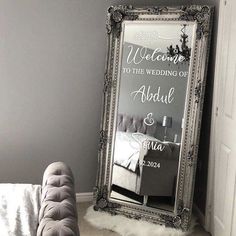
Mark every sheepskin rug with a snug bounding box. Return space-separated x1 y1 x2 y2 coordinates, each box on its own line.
84 206 196 236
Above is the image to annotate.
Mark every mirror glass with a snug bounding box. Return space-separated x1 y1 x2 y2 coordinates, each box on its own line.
110 21 195 211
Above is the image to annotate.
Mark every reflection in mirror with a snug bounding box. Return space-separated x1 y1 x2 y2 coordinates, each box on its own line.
110 22 195 211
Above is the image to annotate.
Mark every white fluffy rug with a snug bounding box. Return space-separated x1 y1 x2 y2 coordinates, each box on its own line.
84 206 196 236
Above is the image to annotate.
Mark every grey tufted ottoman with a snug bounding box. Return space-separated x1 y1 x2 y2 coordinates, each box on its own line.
37 162 80 236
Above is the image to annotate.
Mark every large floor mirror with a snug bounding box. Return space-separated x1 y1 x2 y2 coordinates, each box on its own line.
94 5 213 231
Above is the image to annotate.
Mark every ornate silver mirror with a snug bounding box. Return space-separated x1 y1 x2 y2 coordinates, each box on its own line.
94 5 213 231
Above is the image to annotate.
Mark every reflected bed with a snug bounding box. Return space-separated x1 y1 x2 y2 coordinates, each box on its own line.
111 114 180 200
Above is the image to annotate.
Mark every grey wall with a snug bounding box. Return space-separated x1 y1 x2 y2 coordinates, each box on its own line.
0 0 219 198
0 0 107 192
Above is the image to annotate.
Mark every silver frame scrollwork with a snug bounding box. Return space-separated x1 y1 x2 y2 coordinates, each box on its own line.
94 5 213 231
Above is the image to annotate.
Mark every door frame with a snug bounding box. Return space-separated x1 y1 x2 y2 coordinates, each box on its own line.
205 0 228 232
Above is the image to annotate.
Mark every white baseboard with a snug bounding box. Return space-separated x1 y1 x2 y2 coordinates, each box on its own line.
193 204 205 229
76 192 93 203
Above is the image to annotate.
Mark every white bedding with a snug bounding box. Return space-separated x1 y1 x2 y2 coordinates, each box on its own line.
113 131 158 172
0 184 41 236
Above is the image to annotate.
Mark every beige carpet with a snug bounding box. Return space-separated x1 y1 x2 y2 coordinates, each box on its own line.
78 202 211 236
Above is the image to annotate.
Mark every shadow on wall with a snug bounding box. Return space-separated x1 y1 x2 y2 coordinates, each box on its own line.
192 0 220 215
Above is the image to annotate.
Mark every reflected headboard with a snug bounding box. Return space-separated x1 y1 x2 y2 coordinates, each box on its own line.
117 114 157 137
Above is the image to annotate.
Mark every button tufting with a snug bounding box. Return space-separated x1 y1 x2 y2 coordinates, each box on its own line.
37 162 79 236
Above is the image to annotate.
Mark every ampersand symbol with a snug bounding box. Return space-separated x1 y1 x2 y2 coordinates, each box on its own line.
144 112 155 126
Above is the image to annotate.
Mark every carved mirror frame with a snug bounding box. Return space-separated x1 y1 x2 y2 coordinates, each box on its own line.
94 5 213 231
